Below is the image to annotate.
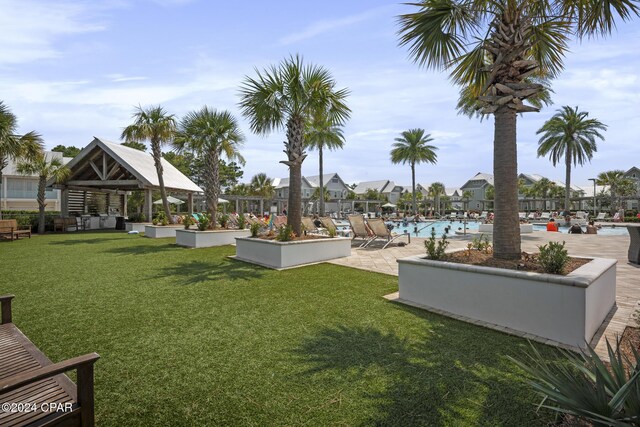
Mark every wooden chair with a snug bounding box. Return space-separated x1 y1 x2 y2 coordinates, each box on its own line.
365 218 410 249
0 219 32 241
0 295 99 426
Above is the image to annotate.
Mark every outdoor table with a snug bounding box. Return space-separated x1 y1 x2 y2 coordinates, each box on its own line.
627 224 640 264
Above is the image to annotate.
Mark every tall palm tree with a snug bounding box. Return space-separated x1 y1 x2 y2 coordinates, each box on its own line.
121 105 177 223
462 190 473 212
530 178 554 210
398 0 638 259
250 173 275 199
174 107 245 229
537 106 606 212
305 114 345 216
391 129 438 216
597 170 633 213
428 182 445 216
239 55 350 236
17 153 70 234
0 101 43 219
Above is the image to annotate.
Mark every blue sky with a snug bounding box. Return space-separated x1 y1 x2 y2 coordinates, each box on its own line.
1 0 638 188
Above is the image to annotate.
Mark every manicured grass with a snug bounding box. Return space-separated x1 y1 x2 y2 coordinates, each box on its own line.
1 232 558 425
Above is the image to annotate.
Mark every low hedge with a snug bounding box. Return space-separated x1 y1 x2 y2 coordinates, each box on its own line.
1 210 61 232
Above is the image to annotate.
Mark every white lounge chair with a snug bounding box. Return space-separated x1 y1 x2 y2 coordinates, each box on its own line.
478 211 488 220
540 212 551 220
365 218 410 249
595 212 610 221
348 215 374 247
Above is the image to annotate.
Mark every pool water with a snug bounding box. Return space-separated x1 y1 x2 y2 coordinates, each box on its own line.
384 220 629 237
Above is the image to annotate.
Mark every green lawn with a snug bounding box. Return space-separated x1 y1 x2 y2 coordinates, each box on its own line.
0 231 558 426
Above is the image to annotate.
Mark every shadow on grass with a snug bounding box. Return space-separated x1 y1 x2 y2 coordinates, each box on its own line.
151 259 265 285
291 307 550 426
103 243 177 255
49 237 124 245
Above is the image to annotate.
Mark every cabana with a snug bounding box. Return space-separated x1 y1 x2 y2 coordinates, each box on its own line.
49 137 202 227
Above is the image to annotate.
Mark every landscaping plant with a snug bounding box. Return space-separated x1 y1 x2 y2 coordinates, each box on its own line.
425 228 449 260
183 215 193 230
236 215 246 230
249 221 260 237
197 214 211 231
537 241 569 274
275 224 294 242
218 214 230 229
510 338 640 426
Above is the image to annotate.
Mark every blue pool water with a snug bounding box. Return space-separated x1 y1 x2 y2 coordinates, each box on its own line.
383 220 629 237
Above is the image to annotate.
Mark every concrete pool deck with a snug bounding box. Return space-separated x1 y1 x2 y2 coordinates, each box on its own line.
328 230 639 358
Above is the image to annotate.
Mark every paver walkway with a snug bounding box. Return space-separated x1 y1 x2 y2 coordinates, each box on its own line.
329 230 639 357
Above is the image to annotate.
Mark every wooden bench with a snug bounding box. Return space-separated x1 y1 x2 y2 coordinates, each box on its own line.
0 295 99 426
0 220 32 241
53 217 79 232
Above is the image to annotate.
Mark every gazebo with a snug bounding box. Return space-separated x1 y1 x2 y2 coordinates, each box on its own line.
49 137 202 224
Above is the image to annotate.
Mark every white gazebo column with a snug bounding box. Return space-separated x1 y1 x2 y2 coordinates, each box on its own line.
187 193 193 214
235 198 239 214
145 188 153 221
259 199 264 216
60 188 69 217
122 193 128 217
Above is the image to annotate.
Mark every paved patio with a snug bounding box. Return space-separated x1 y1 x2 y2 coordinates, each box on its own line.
329 230 639 357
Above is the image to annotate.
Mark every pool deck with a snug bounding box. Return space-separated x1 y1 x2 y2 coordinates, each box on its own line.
329 230 639 358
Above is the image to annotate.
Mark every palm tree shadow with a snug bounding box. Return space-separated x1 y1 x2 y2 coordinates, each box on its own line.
151 259 265 285
103 243 177 255
290 313 551 425
49 237 123 246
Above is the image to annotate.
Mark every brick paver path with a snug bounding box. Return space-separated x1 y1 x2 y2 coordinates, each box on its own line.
329 229 639 357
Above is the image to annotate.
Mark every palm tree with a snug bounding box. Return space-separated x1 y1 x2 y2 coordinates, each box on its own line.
239 55 350 236
250 173 275 199
398 0 638 259
597 170 633 213
174 107 245 229
0 101 43 219
428 182 445 216
462 190 473 212
391 129 438 216
16 153 70 234
537 106 606 212
305 114 345 217
121 105 177 223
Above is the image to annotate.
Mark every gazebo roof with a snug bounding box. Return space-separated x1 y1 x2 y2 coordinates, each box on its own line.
51 137 203 193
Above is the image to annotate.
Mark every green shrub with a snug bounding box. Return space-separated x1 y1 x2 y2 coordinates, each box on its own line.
218 214 229 228
183 215 193 230
327 226 337 238
154 211 168 226
510 338 640 426
250 222 260 237
236 215 246 230
537 241 569 274
275 224 294 242
1 210 60 232
197 214 211 231
425 228 449 260
127 212 146 223
471 235 492 253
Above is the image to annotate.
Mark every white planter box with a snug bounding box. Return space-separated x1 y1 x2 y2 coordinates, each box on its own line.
125 222 150 232
397 255 616 348
478 223 533 233
235 236 352 269
144 225 183 238
176 229 251 248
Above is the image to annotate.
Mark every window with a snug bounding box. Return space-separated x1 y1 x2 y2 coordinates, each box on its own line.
331 177 339 183
5 178 57 199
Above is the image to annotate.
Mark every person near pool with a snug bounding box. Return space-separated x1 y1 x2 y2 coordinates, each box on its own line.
586 221 598 234
546 218 559 232
568 223 584 234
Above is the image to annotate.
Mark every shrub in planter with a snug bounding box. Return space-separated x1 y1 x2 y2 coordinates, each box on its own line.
250 222 260 237
510 338 640 426
197 214 211 231
275 224 294 242
237 215 246 230
183 215 194 230
218 214 229 229
128 212 146 223
538 241 569 274
424 228 449 260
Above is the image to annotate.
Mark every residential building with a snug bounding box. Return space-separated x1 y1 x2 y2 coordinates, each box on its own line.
445 188 463 210
460 172 494 210
353 180 403 204
518 173 586 210
305 173 350 213
272 176 315 200
1 151 70 211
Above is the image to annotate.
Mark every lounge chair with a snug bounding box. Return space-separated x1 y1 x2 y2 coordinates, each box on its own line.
301 217 324 234
527 212 536 220
595 212 610 222
478 211 488 220
365 218 410 249
274 215 287 228
448 212 457 220
540 212 551 220
518 212 526 220
347 214 374 247
321 217 351 237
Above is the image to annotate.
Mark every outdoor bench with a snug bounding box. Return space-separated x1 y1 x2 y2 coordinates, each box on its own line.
0 295 99 426
53 217 79 232
0 219 31 241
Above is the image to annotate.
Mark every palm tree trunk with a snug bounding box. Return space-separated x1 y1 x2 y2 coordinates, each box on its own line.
411 163 416 215
151 140 174 224
493 108 521 260
319 145 325 217
284 116 306 236
37 175 46 235
564 147 571 211
206 149 220 229
0 168 4 220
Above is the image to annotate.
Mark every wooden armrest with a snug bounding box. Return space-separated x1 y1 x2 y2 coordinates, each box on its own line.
0 352 100 395
1 294 14 324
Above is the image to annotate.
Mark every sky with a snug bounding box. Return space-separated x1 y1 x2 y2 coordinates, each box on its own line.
1 0 639 189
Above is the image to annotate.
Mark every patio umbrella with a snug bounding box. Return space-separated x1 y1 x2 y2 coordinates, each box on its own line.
153 196 184 205
381 203 396 208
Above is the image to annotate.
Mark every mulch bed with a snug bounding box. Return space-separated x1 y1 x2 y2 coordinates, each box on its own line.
441 250 591 275
619 326 640 362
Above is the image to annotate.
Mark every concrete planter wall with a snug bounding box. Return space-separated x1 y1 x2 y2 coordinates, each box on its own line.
397 255 616 348
478 223 533 233
126 222 150 232
176 229 251 248
235 236 352 269
144 225 183 238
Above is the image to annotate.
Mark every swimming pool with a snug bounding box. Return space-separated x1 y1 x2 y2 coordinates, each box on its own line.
390 220 480 237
